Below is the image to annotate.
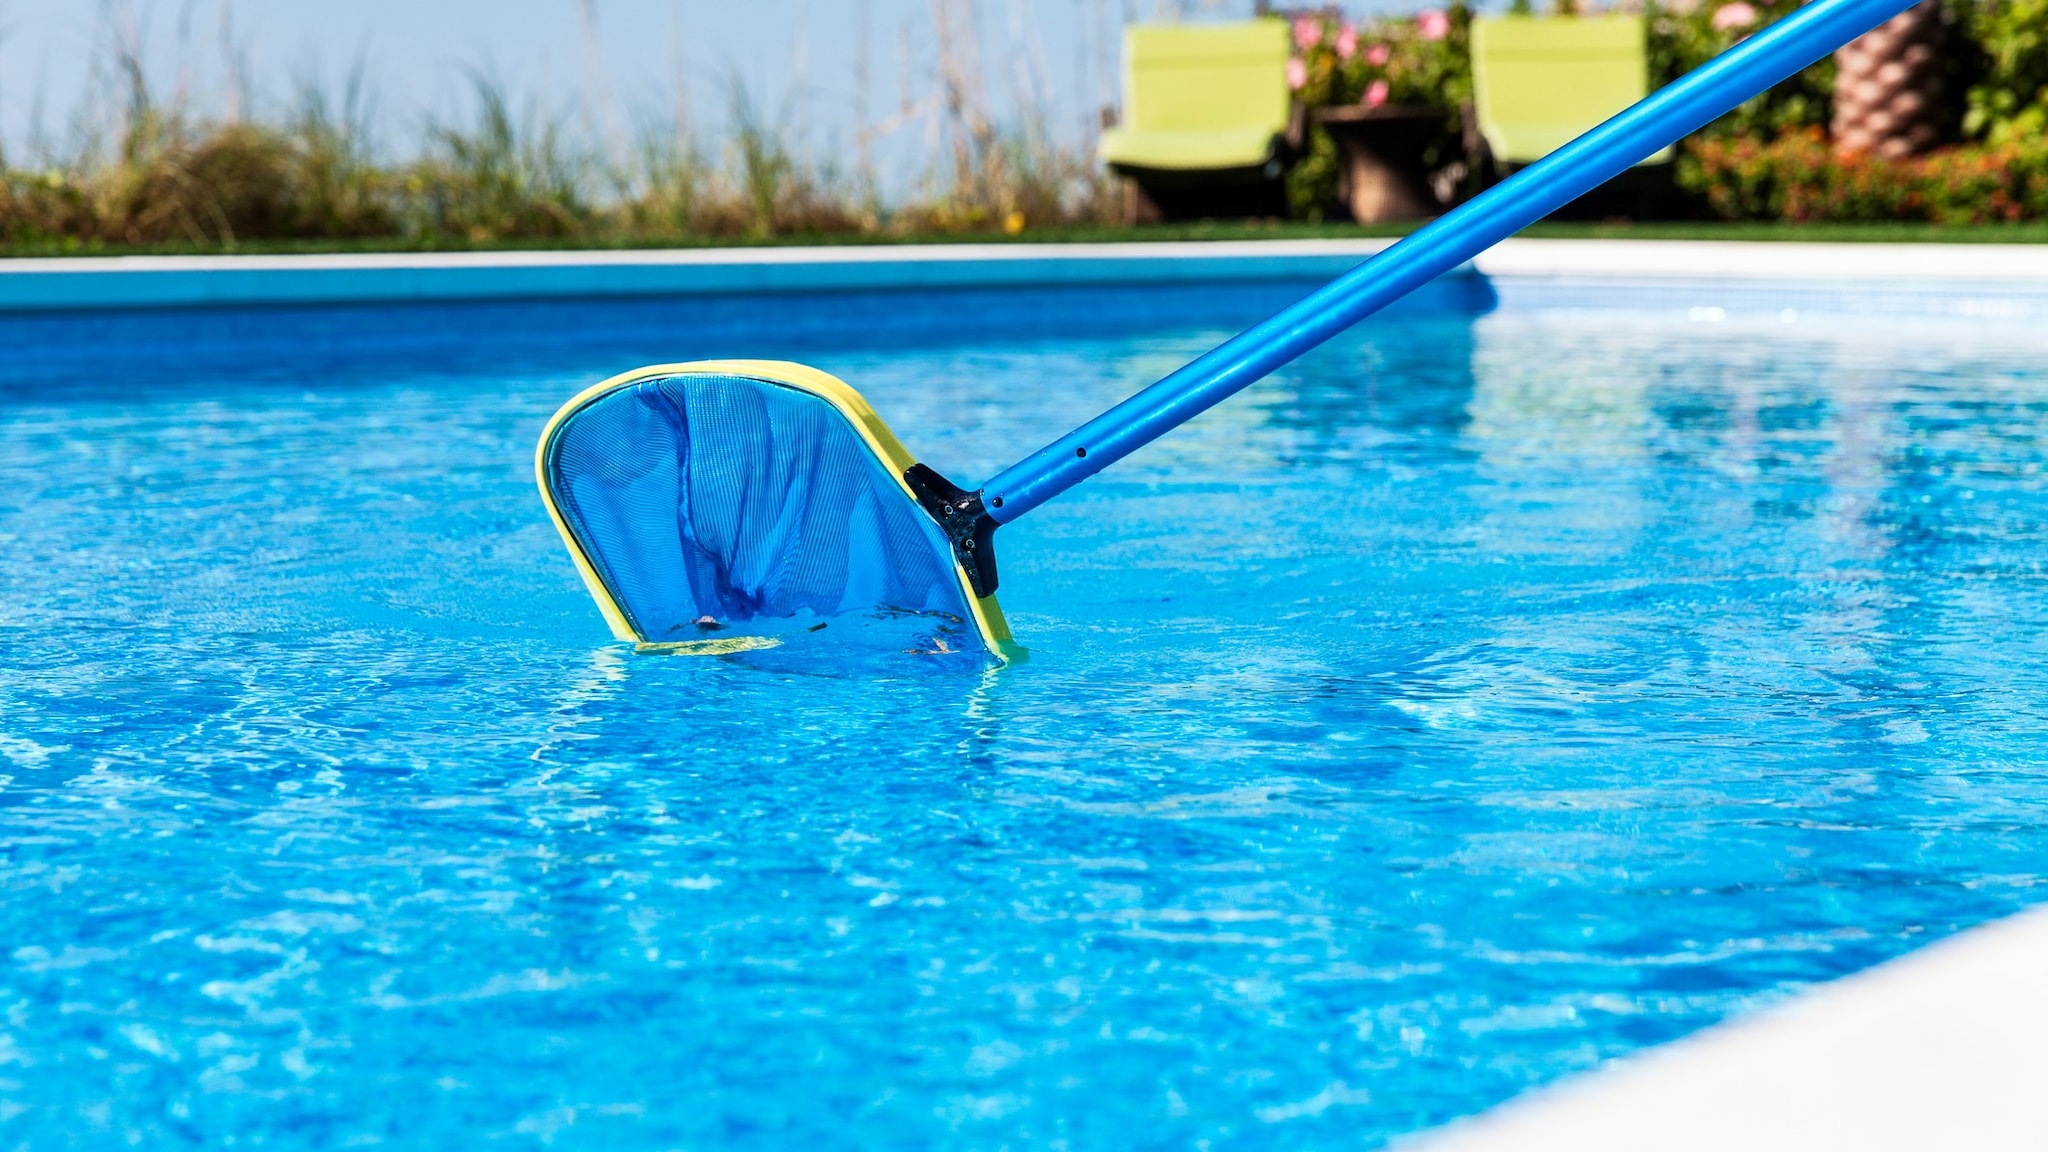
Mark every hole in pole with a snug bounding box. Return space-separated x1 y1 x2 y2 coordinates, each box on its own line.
1075 447 1088 458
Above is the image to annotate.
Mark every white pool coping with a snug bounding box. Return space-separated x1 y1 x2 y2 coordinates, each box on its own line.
0 239 1401 311
1477 237 2048 282
1408 903 2048 1151
1 237 2045 312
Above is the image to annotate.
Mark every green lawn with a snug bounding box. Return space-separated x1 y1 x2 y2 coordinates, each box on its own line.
4 218 2046 259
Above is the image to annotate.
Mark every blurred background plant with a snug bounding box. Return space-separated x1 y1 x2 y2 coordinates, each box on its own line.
286 69 401 239
5 0 2048 250
1951 0 2048 143
1282 5 1473 219
0 3 1113 251
1267 0 2048 225
1669 0 2048 220
1685 124 2048 221
407 77 592 242
1 37 355 246
1647 0 1838 140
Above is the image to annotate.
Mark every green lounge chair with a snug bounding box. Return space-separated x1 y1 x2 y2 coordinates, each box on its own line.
1471 15 1671 167
1099 20 1298 220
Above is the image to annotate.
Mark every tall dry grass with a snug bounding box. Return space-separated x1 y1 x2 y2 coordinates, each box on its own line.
410 78 592 242
0 5 1114 251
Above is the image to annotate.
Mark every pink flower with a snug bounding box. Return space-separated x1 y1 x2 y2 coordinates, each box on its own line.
1286 57 1309 91
1335 23 1359 60
1293 15 1323 49
1365 79 1390 108
1417 9 1450 40
1366 42 1391 67
1711 2 1757 30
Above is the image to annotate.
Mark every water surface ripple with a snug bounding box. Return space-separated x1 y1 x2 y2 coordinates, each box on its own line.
3 293 2047 1148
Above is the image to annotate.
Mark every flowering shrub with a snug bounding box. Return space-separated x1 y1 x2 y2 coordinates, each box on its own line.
1681 127 2048 222
1644 0 1834 140
1269 1 2048 225
1283 5 1473 218
1286 6 1471 114
1651 0 2048 147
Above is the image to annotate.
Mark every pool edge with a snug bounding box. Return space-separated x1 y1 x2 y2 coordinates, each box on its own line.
0 240 1406 313
1404 903 2048 1150
3 238 2047 314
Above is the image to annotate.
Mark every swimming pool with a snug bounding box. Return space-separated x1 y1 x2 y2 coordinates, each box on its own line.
5 271 2047 1148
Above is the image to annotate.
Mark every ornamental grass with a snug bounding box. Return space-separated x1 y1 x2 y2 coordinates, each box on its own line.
0 40 1113 251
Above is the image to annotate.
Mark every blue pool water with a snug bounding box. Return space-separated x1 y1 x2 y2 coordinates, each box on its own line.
4 279 2048 1148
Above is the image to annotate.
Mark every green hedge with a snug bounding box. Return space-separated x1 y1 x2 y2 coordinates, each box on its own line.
1682 127 2048 223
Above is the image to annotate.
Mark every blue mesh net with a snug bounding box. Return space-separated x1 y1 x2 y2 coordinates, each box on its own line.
542 372 977 647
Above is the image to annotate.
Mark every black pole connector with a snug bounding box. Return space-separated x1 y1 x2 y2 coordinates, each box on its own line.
904 463 1000 598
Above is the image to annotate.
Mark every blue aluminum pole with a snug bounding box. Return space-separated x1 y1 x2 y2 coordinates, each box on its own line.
979 0 1914 524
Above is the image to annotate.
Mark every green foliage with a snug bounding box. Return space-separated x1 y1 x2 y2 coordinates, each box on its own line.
729 88 796 238
1681 127 2048 222
1285 126 1342 221
0 102 360 247
1284 5 1473 218
409 78 592 241
1275 0 2047 226
285 69 397 238
1950 0 2048 141
1644 0 1834 140
611 120 709 239
1288 5 1473 113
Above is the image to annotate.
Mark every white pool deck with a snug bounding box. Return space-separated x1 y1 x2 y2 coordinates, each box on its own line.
1409 904 2048 1151
1 236 2047 311
8 236 2047 1143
